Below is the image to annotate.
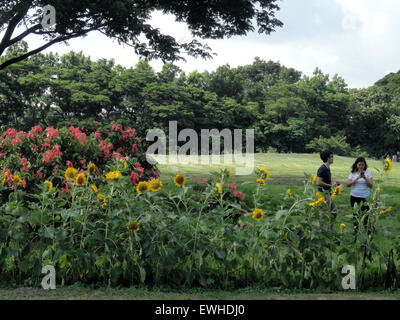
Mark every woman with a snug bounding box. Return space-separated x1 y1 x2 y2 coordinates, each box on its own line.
346 157 373 231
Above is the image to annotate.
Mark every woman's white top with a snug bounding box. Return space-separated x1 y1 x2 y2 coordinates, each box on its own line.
348 171 373 198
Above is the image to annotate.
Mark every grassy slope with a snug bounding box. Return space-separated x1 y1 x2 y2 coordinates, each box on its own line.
156 152 400 254
156 152 400 211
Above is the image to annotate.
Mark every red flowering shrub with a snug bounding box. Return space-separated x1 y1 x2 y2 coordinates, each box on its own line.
0 121 158 197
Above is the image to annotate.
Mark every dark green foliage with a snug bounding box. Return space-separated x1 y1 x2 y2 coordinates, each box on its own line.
1 42 400 157
0 0 283 70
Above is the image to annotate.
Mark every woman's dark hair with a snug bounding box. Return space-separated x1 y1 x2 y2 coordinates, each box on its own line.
351 157 368 172
320 151 333 162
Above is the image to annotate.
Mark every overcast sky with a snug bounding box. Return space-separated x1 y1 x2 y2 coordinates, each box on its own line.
20 0 400 89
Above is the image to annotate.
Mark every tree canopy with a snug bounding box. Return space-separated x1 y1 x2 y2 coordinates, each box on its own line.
0 0 283 70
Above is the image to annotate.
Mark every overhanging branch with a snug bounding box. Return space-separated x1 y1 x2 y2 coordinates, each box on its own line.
0 29 99 70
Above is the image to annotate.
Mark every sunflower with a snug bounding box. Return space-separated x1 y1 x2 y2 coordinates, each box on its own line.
379 206 392 214
286 188 292 199
97 193 106 208
259 168 270 180
149 178 162 192
284 231 291 244
44 180 53 193
220 168 231 181
216 183 222 195
75 173 87 186
252 208 264 221
174 173 186 187
90 184 98 193
256 178 266 188
2 171 8 185
12 175 22 185
311 174 317 185
88 163 96 175
65 167 78 180
137 181 150 194
331 185 342 198
384 158 393 173
340 223 346 232
106 171 122 181
308 193 325 206
127 221 140 232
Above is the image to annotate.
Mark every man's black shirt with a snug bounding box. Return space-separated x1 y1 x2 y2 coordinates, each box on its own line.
317 164 331 192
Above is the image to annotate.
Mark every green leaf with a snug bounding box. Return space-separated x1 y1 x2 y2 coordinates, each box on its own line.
357 232 367 244
139 266 146 283
275 209 289 220
0 229 8 241
215 249 226 260
55 229 68 241
43 226 55 239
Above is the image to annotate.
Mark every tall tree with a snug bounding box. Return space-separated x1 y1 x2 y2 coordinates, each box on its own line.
0 0 283 70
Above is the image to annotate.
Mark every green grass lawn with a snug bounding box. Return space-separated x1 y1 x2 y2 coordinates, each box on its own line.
155 152 400 210
156 152 400 254
155 152 399 186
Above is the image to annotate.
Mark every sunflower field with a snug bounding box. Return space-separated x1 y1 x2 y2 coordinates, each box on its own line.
0 123 398 290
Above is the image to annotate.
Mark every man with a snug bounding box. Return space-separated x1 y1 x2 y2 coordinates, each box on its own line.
315 150 338 231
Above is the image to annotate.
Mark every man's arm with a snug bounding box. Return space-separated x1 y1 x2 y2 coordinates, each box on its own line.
316 176 332 188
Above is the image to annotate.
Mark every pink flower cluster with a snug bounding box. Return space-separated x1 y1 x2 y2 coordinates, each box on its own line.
42 145 63 163
120 128 136 141
193 177 208 184
69 126 88 145
129 162 146 185
227 182 245 201
21 158 29 172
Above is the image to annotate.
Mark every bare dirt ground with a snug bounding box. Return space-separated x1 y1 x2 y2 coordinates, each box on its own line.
1 287 399 300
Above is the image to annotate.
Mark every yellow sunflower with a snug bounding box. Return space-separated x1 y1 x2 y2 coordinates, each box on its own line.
127 221 140 232
220 168 231 181
12 175 22 185
105 171 122 181
44 180 53 193
97 193 106 208
308 193 325 207
379 206 392 214
174 173 186 187
252 208 264 221
256 178 266 188
311 174 317 185
384 158 393 173
137 181 150 194
149 178 162 192
2 171 8 185
88 163 96 175
331 185 342 198
284 231 291 244
259 168 270 180
65 167 78 180
215 183 222 196
90 184 98 193
75 173 87 186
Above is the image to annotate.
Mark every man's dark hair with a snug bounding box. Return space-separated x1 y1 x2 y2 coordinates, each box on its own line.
320 151 333 162
351 157 368 173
